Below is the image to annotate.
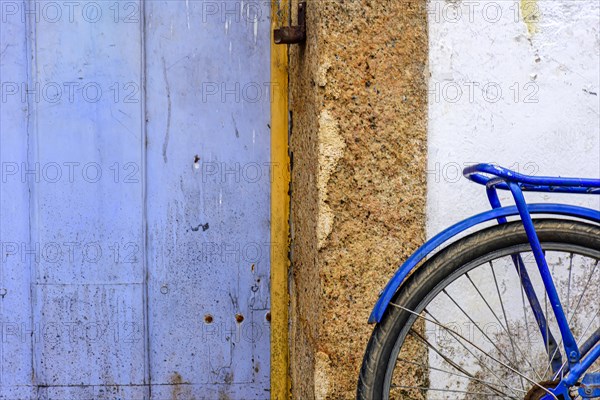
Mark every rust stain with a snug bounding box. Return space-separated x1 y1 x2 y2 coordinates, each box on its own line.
170 371 186 400
218 391 232 400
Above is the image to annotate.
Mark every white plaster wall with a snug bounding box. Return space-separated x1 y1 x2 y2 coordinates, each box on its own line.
427 0 599 234
425 1 599 395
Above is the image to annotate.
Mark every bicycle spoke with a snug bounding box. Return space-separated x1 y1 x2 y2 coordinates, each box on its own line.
390 302 557 398
425 311 534 399
490 264 517 359
467 270 542 382
407 329 517 398
442 289 518 368
489 262 540 386
515 256 535 358
569 259 599 327
580 326 600 357
397 357 527 395
566 253 574 320
544 282 552 375
389 384 512 398
542 259 600 378
551 307 600 381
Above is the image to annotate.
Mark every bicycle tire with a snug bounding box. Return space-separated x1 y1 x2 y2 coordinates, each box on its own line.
358 219 600 400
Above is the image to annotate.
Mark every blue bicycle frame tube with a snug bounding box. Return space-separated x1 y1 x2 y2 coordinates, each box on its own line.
580 328 600 359
486 187 563 371
508 182 582 365
570 343 600 385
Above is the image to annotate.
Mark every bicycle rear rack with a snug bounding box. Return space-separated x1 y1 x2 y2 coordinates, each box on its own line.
464 163 600 194
465 163 600 387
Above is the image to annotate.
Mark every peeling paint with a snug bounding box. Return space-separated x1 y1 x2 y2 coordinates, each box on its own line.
185 0 191 30
231 115 240 138
520 0 539 35
316 110 346 250
314 351 332 400
316 59 331 88
253 18 258 44
190 222 209 232
161 56 172 164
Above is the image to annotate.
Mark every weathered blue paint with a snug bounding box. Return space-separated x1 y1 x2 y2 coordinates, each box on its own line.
0 5 36 399
144 0 271 396
368 204 600 324
1 1 271 398
579 372 600 398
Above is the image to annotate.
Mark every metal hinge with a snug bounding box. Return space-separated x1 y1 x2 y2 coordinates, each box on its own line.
274 2 306 44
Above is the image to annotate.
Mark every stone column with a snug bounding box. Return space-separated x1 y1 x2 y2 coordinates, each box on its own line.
288 0 429 398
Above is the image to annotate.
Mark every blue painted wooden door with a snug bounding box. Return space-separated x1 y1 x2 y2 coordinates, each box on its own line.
0 1 272 398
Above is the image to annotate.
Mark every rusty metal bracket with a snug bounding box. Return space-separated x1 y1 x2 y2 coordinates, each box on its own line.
274 2 306 44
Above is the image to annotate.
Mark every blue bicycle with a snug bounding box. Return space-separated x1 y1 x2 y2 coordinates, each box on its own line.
358 164 600 400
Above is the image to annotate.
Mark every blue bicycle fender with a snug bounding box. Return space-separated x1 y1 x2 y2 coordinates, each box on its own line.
368 204 600 324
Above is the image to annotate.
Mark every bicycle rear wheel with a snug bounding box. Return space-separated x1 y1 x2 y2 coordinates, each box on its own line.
358 219 600 399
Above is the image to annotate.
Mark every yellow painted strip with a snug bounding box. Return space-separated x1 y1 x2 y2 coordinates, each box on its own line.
520 0 539 35
270 0 290 399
